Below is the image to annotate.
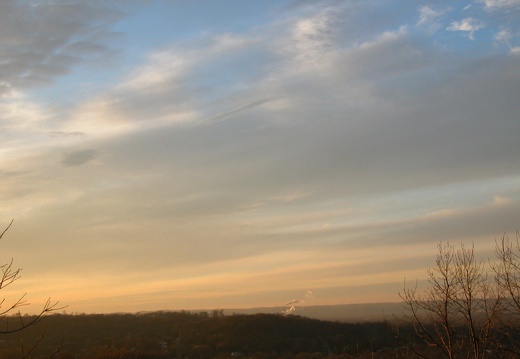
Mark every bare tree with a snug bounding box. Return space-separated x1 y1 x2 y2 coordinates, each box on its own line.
0 219 64 335
397 242 501 359
493 232 520 312
492 232 520 355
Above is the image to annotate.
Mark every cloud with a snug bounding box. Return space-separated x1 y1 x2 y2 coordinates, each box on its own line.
58 32 266 138
269 191 310 203
0 1 123 94
0 91 50 131
446 17 486 39
61 149 97 167
480 0 520 9
49 131 86 137
288 7 339 65
44 12 519 231
196 99 272 125
494 29 520 54
417 5 448 31
495 28 513 43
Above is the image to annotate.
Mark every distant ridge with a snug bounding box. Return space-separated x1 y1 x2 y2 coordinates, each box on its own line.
221 302 407 322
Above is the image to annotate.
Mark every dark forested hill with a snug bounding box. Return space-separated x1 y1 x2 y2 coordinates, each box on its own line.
221 302 406 322
0 311 398 358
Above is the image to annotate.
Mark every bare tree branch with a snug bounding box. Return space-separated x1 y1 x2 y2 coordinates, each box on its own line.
0 219 67 359
0 219 13 240
395 242 502 359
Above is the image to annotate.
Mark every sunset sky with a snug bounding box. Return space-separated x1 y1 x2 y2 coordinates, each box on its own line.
1 0 519 314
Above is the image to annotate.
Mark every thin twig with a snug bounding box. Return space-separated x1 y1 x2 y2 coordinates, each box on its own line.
0 219 14 240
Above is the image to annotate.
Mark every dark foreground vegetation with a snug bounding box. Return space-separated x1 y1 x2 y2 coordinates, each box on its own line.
0 311 398 359
3 309 520 359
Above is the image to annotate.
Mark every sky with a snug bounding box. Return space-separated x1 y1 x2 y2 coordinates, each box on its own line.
0 0 519 314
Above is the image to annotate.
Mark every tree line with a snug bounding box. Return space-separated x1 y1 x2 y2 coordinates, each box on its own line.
1 311 396 358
